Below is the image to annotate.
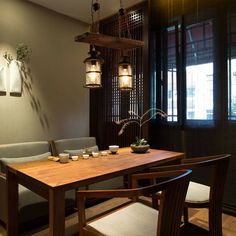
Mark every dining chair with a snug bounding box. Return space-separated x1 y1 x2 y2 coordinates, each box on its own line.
148 154 230 236
77 169 191 236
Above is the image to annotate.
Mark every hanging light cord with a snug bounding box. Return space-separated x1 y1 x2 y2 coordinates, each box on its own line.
118 0 131 39
91 0 100 33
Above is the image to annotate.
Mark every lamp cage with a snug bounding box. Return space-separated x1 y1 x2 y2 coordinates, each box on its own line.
118 56 133 91
84 48 103 88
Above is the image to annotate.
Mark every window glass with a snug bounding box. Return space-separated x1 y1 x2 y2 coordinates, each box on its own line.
186 21 214 120
167 26 178 122
186 63 213 119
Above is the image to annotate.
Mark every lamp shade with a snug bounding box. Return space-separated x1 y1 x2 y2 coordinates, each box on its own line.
118 56 133 91
84 48 103 88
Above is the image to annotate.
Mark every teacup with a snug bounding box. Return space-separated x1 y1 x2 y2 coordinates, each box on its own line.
59 153 69 163
92 152 99 157
82 154 90 159
71 155 78 161
109 145 119 154
101 151 108 156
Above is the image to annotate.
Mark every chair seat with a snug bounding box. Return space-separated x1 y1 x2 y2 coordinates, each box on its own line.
186 181 210 203
87 202 158 236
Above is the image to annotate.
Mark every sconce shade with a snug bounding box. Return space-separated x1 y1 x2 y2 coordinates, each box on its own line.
84 48 103 88
118 56 133 91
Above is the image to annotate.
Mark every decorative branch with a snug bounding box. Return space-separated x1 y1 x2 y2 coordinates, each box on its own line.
115 108 167 141
3 43 32 65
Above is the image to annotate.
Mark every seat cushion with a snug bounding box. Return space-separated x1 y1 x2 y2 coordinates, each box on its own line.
185 181 210 203
87 202 158 236
18 184 75 225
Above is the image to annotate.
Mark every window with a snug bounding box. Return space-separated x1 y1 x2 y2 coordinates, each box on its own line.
228 13 236 120
156 18 214 126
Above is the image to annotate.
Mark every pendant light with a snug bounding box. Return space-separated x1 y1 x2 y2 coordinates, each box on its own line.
75 0 144 89
118 54 132 91
84 0 103 89
118 1 133 91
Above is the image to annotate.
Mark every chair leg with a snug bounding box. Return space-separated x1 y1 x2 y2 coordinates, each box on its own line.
209 206 223 236
183 206 189 224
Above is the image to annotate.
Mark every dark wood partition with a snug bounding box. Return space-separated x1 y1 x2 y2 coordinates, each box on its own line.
90 2 149 150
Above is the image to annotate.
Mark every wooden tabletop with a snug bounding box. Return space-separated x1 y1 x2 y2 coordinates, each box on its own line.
8 147 184 189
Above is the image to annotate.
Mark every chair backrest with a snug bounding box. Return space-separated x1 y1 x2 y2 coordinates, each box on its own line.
151 154 230 210
0 141 50 158
136 169 192 236
182 154 231 210
0 141 51 173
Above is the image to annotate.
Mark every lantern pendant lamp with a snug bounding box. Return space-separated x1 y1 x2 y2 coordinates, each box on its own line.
83 0 103 89
84 46 103 88
118 55 133 91
117 1 133 91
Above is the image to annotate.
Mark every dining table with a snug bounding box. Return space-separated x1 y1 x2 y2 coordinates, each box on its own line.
6 147 184 236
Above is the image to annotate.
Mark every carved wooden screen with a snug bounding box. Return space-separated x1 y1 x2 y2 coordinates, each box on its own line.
90 4 146 149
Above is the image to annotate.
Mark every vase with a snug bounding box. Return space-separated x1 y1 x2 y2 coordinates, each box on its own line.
0 66 6 93
9 60 22 94
130 144 150 153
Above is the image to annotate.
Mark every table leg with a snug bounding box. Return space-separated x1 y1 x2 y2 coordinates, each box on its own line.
49 188 65 236
6 168 19 236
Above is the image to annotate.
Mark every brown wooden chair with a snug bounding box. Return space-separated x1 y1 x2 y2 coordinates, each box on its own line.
148 154 230 236
77 169 191 236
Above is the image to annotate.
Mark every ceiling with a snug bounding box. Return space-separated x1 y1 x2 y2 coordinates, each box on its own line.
28 0 145 24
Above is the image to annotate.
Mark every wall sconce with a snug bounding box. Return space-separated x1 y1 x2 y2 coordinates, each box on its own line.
118 55 132 91
84 46 103 88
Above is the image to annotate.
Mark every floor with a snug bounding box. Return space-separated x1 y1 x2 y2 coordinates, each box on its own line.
0 198 236 235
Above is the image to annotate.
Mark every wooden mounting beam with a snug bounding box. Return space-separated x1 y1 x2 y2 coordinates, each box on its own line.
75 32 144 50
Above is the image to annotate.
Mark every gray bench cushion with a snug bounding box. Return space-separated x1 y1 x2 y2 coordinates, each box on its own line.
64 145 99 156
54 137 97 154
0 141 50 158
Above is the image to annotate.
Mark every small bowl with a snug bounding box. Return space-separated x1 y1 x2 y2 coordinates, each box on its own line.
130 144 150 153
101 151 108 156
92 152 99 157
71 155 78 161
109 145 119 154
82 154 90 159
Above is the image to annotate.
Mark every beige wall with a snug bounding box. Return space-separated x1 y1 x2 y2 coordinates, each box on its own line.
0 0 90 144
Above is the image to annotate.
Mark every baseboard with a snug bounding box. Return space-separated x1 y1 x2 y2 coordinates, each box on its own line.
223 203 236 216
